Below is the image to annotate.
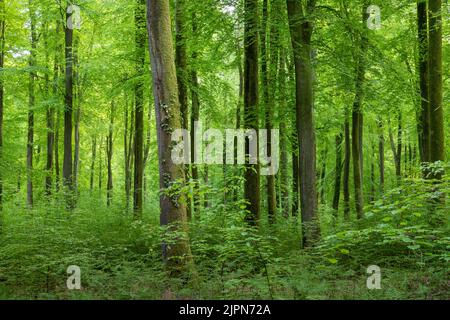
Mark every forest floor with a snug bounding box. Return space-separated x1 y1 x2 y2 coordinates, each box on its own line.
0 192 448 300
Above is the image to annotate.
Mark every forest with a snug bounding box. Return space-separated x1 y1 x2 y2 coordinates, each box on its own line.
0 0 448 300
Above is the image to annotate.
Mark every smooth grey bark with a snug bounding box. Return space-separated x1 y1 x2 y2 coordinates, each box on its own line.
147 0 193 274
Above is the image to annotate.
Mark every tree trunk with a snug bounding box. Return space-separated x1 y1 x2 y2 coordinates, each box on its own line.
261 0 276 224
343 112 351 221
175 0 190 220
147 0 193 275
107 102 114 206
175 0 188 131
63 2 74 207
43 22 54 197
98 137 103 191
90 136 96 192
396 112 402 178
351 4 368 220
332 133 343 214
27 0 37 208
190 14 201 219
287 0 319 246
417 0 431 164
243 0 261 227
233 39 243 204
133 0 146 218
279 50 289 218
428 0 445 178
124 93 134 209
377 117 385 192
73 36 80 195
370 144 376 203
319 145 328 205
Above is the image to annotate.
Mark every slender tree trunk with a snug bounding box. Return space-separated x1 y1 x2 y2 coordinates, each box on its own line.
27 0 37 208
396 112 402 178
90 136 96 192
233 40 243 203
98 137 103 191
55 109 61 192
351 4 368 220
44 22 54 198
134 0 146 217
417 0 431 164
287 0 319 246
175 0 191 220
428 0 445 178
370 144 376 203
279 51 289 218
261 0 276 224
291 132 299 218
107 102 114 206
147 0 193 275
332 133 343 214
243 0 261 227
63 2 74 207
190 14 201 219
54 21 62 193
175 0 188 130
73 36 81 195
377 117 385 192
343 112 351 221
388 115 402 180
319 145 328 205
124 93 134 209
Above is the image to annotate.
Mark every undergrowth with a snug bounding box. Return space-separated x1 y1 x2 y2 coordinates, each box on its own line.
0 179 448 300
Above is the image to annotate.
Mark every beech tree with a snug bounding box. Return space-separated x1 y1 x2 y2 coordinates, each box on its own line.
147 0 193 273
287 0 320 246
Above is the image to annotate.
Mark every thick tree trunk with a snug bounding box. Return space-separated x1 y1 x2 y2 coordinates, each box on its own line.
287 0 319 246
243 0 261 227
332 133 343 214
134 0 146 217
147 0 193 274
428 0 445 177
291 131 299 218
63 3 74 207
27 0 37 208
